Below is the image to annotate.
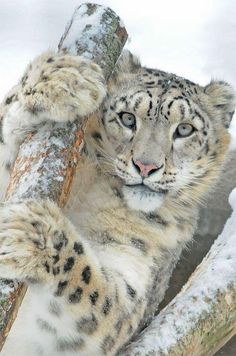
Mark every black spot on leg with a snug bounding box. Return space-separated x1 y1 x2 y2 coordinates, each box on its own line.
30 237 45 250
53 231 68 251
89 291 99 305
125 282 137 299
54 241 63 251
47 57 54 63
69 286 83 303
53 254 60 264
145 212 168 226
24 88 32 96
102 335 115 354
130 238 147 253
21 75 28 86
31 220 43 233
25 277 39 284
37 318 57 334
42 75 49 81
102 297 112 315
76 313 98 334
210 151 217 160
101 267 109 281
56 337 84 352
81 266 91 284
48 300 61 317
100 232 116 244
5 94 15 105
28 105 44 115
64 257 75 272
55 280 68 297
44 261 50 273
73 242 84 255
53 267 60 275
114 319 123 335
31 221 42 229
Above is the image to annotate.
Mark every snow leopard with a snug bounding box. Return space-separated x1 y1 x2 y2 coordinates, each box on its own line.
0 50 235 355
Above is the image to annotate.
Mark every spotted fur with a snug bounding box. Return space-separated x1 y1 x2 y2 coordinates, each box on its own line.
0 50 235 355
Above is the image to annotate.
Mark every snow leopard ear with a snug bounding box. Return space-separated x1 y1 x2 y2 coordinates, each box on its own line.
204 80 235 128
115 50 141 73
108 50 141 92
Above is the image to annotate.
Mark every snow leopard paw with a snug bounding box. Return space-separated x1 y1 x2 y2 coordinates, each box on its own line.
0 199 75 282
18 51 107 122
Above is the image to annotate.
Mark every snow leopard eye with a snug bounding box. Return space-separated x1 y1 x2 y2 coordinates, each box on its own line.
119 112 136 129
175 123 195 138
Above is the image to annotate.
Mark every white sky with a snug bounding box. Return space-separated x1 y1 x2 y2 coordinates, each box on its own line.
0 0 235 103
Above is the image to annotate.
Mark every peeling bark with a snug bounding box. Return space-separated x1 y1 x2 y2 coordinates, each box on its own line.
0 3 127 349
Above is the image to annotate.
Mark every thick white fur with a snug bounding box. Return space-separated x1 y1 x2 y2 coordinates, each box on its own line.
0 49 235 355
122 185 164 212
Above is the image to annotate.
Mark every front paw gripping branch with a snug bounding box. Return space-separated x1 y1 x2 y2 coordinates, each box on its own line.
0 3 127 350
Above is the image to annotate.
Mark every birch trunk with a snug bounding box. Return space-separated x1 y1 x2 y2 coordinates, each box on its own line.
0 3 127 349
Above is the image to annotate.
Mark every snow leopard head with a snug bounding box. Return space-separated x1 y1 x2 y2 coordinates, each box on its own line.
91 51 235 213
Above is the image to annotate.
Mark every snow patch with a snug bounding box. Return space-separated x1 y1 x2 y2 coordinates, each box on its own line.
61 4 110 57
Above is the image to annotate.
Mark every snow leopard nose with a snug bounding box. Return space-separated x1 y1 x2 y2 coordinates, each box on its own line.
133 160 161 178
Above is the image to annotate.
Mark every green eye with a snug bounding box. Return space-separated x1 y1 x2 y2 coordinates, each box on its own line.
119 112 136 129
175 123 194 138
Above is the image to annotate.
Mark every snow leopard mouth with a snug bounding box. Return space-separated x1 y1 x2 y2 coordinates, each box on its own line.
122 183 168 212
125 183 168 195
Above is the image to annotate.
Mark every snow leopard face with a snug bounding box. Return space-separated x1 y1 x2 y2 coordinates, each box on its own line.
95 52 235 212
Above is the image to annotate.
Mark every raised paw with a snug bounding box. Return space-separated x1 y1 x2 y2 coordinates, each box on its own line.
18 51 107 122
0 200 76 282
